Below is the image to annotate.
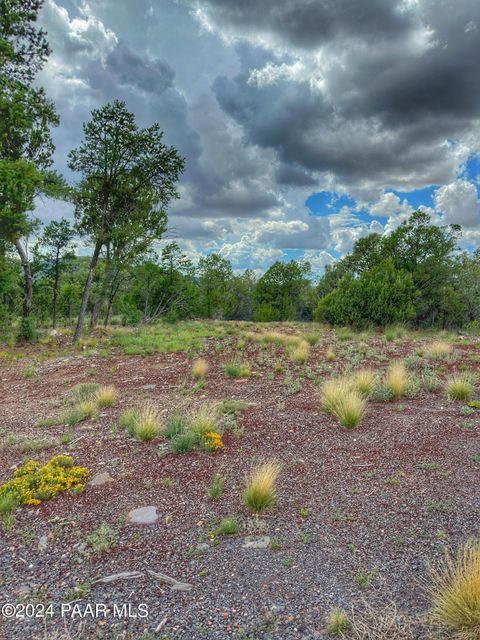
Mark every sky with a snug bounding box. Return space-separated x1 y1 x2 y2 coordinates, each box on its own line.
35 0 480 272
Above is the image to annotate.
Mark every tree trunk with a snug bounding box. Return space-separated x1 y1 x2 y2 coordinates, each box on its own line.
52 251 60 329
90 295 104 328
73 241 102 343
15 238 32 318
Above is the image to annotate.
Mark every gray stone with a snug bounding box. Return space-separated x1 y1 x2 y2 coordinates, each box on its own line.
128 505 158 525
90 472 114 486
242 535 271 549
38 535 48 552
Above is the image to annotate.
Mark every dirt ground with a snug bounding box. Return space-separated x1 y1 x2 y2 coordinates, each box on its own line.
0 324 479 640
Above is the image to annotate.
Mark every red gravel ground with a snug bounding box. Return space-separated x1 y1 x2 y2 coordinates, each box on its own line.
0 323 479 640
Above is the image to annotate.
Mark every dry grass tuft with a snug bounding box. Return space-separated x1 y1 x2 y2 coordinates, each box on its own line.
289 340 310 364
326 607 351 636
326 349 335 361
349 602 414 639
320 379 366 428
95 385 117 407
385 361 408 398
192 358 208 379
350 369 376 398
243 460 281 513
426 341 452 359
427 538 480 639
134 404 164 442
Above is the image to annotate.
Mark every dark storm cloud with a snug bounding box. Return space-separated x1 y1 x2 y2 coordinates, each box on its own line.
206 0 480 196
194 0 414 48
275 164 317 187
106 43 175 94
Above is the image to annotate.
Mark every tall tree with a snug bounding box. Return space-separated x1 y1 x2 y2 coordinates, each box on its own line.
68 100 184 342
255 260 312 321
35 218 75 328
0 0 60 322
197 254 233 318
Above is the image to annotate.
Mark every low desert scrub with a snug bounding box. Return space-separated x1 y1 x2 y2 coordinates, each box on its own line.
445 375 474 401
216 515 240 536
165 404 223 453
326 607 351 637
95 385 117 407
426 341 452 359
208 474 224 500
64 400 98 426
217 399 248 416
289 340 310 364
224 361 251 378
320 379 366 428
192 358 208 379
326 349 335 361
350 369 376 398
349 603 413 639
68 382 100 403
385 361 409 398
243 460 281 513
119 408 140 436
132 405 164 442
427 538 480 639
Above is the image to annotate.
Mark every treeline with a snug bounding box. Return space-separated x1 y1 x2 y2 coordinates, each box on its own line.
1 3 480 340
1 210 480 334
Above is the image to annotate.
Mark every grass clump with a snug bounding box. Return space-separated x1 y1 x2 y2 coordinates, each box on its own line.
132 405 164 442
86 523 118 555
350 369 376 398
326 349 335 361
427 538 480 639
165 404 223 453
216 515 240 536
119 408 140 436
64 400 98 426
208 474 224 500
243 460 281 513
426 341 452 359
224 361 251 378
305 333 320 346
217 399 248 416
68 382 100 403
95 385 117 407
326 607 351 637
446 375 474 401
320 379 366 428
289 341 310 364
385 361 408 398
192 358 208 379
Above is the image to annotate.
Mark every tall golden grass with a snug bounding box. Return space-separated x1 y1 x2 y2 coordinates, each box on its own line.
428 539 480 639
243 460 281 512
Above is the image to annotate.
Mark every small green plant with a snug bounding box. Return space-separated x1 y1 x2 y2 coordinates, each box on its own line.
353 567 373 588
85 523 118 555
133 404 164 442
217 399 248 416
119 408 140 436
446 375 474 401
305 333 320 346
216 515 240 536
224 361 251 378
64 401 98 426
208 474 224 500
23 367 35 379
68 382 100 403
326 607 351 637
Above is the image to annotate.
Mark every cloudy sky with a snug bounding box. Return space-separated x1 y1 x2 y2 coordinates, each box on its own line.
36 0 480 272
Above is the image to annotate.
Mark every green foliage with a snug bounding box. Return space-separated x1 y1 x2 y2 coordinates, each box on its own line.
254 260 312 321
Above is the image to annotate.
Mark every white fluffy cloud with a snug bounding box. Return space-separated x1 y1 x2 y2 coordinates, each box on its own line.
434 180 480 228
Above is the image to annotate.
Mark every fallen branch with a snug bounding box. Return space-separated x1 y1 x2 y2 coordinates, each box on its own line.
147 569 192 591
92 571 144 584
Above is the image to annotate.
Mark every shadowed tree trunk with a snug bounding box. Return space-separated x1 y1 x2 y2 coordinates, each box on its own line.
73 240 102 342
14 238 32 317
